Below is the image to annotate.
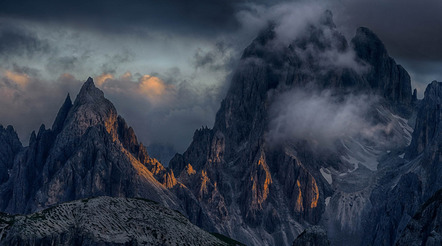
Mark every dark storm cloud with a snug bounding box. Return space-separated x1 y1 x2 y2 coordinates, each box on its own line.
326 0 442 95
0 0 243 36
96 71 224 152
2 0 441 61
193 42 237 71
11 64 40 77
100 53 133 74
1 0 441 150
0 69 82 144
46 56 80 74
332 0 442 61
0 23 50 59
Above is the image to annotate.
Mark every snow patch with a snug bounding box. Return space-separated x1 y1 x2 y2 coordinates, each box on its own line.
325 197 331 206
320 168 333 184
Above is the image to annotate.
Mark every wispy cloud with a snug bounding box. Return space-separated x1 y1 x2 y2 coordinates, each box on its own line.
266 89 380 149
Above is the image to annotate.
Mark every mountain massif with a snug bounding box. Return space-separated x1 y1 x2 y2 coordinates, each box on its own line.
0 10 441 246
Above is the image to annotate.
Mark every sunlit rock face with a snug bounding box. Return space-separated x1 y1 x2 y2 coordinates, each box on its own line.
0 78 182 214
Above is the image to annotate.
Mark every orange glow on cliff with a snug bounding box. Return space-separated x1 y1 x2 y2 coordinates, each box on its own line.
295 180 304 212
310 178 319 208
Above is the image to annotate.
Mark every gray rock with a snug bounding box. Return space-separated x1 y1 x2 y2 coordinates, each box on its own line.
396 189 442 246
0 196 229 246
0 125 22 186
292 226 331 246
169 10 414 245
0 78 183 214
351 27 413 109
361 81 442 246
407 81 442 159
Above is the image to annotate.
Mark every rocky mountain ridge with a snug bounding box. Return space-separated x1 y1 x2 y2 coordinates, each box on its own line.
0 78 184 214
168 10 425 245
0 196 232 246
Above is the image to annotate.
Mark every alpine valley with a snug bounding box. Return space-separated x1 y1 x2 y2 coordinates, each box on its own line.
0 11 441 246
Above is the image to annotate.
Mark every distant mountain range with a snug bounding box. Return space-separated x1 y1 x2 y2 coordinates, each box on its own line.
0 10 440 246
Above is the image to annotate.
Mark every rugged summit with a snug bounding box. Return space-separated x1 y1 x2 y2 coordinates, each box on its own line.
0 78 181 214
168 11 419 245
407 81 442 159
167 10 442 246
351 27 412 107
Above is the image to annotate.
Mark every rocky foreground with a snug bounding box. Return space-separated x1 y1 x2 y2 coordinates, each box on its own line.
0 196 243 246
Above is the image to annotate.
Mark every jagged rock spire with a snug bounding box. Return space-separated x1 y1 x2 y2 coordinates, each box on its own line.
52 93 72 134
351 27 413 106
75 77 106 105
407 81 442 158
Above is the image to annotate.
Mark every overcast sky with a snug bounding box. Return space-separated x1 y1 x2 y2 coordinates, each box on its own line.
0 0 441 152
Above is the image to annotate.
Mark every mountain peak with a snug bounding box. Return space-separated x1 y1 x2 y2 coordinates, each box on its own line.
352 27 387 56
85 77 94 87
407 80 441 158
54 77 118 138
52 93 73 133
76 77 105 105
320 9 336 28
351 26 413 106
424 80 442 103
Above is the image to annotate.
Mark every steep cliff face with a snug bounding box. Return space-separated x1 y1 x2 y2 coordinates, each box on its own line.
351 27 412 109
0 196 229 246
0 78 182 214
169 11 416 245
362 81 442 246
407 81 442 160
396 189 442 246
0 125 22 187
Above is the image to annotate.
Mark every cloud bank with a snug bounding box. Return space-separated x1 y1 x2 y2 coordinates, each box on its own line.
0 0 441 153
0 67 222 152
